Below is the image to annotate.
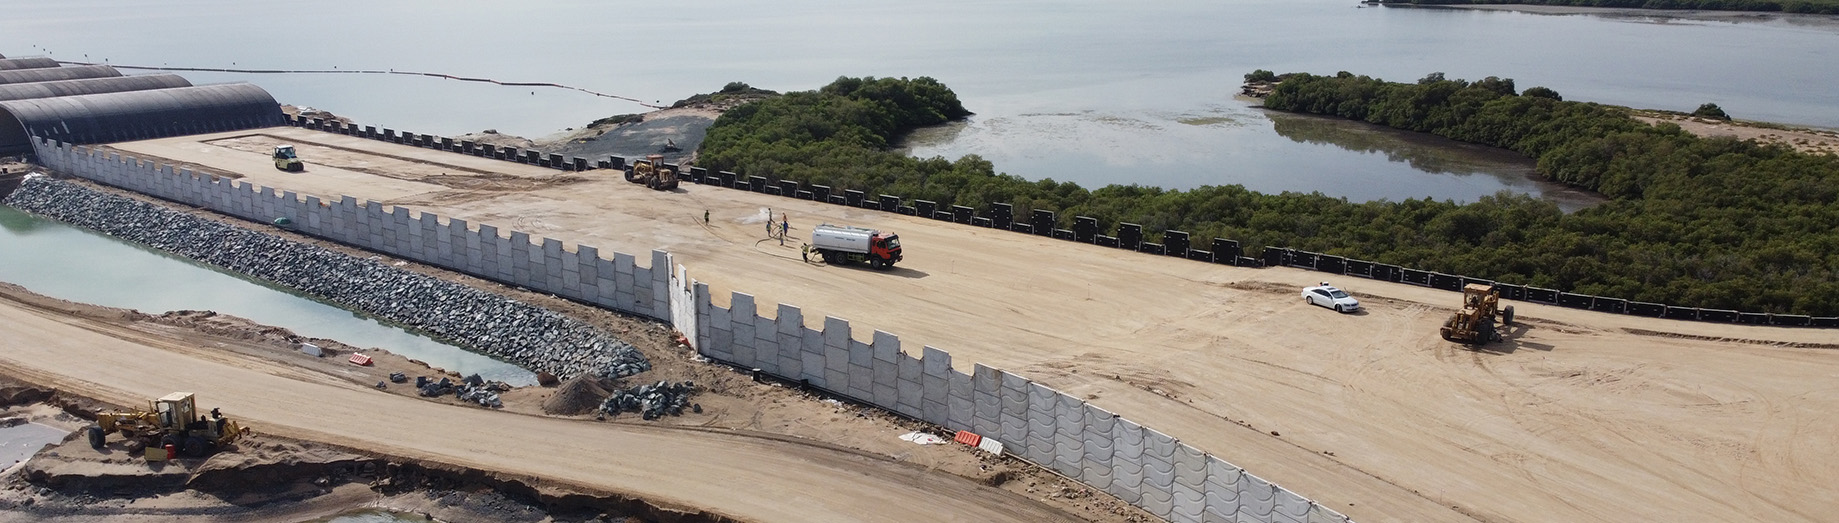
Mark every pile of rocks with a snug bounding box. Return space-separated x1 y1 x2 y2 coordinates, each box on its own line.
600 381 699 420
3 177 651 380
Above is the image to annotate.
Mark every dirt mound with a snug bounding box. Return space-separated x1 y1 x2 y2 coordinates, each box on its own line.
541 375 612 416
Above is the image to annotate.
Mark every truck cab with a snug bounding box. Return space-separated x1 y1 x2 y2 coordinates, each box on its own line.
871 233 902 265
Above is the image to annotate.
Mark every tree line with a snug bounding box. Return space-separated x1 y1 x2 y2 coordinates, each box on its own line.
697 75 1839 316
1380 0 1839 15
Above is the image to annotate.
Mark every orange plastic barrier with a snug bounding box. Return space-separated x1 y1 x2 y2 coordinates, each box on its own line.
953 430 982 447
347 353 373 366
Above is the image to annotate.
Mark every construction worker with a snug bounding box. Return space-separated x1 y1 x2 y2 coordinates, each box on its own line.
802 244 810 263
703 210 709 225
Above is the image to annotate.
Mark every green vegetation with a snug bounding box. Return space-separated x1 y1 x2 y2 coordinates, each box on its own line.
1381 0 1839 15
1693 102 1732 121
669 82 780 109
697 75 1839 315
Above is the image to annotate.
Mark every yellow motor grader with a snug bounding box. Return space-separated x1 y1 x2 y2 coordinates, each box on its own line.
623 154 679 191
1440 284 1515 344
89 392 250 461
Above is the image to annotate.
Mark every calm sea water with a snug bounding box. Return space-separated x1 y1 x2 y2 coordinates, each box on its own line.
0 205 536 385
0 0 1832 203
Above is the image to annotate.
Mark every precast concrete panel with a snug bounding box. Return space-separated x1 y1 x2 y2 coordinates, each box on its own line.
1239 473 1278 523
799 326 826 386
946 369 974 432
1172 481 1207 523
969 363 1002 437
707 304 733 361
846 340 875 401
1083 404 1116 464
1204 456 1243 521
1174 443 1209 491
871 331 899 408
1273 489 1312 523
895 353 923 418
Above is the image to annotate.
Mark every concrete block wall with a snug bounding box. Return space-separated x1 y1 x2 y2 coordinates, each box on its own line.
37 137 1350 522
694 289 1351 522
35 140 672 322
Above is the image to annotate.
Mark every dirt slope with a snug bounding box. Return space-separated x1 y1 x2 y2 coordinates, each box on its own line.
0 291 1075 523
108 128 1839 522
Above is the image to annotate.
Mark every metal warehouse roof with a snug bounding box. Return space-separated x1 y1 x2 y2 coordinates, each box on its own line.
0 82 283 156
0 74 193 102
0 57 61 70
0 65 122 86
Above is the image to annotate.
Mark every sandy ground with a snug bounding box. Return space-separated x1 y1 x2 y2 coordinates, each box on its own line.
0 281 1085 523
96 128 1839 522
1635 113 1839 155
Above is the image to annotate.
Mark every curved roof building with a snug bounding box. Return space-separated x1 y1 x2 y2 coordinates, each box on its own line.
0 74 193 102
0 57 61 71
0 65 122 85
0 82 283 156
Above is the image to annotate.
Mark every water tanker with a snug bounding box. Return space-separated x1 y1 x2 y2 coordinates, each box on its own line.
811 223 901 269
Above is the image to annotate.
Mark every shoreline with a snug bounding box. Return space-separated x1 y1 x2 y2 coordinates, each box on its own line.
1417 3 1839 27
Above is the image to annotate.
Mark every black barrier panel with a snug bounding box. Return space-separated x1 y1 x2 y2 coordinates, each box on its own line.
1210 239 1240 260
931 210 952 221
719 171 738 187
548 154 565 169
827 195 848 205
1163 231 1190 257
1462 277 1494 289
879 194 900 212
1525 287 1559 304
730 179 749 191
811 185 831 202
419 134 435 148
596 159 610 169
365 125 377 137
609 156 626 170
1496 284 1525 302
749 176 768 193
1187 249 1212 262
1032 209 1056 236
1737 312 1769 325
783 180 800 196
914 200 936 218
1119 223 1143 250
1052 229 1074 240
483 145 498 159
972 216 991 227
1664 307 1700 320
989 203 1013 229
1771 314 1810 327
524 150 540 164
1812 317 1839 327
1372 264 1399 282
441 138 455 150
1261 247 1287 268
1010 222 1032 233
1626 302 1665 317
899 206 917 216
1400 269 1430 286
1428 272 1464 291
1290 251 1318 270
951 205 973 224
1700 309 1738 322
1074 216 1098 243
460 140 475 154
502 147 519 161
345 123 359 135
1096 235 1119 247
764 187 782 196
1316 256 1346 275
382 129 395 140
1140 243 1165 255
1346 260 1373 278
1236 256 1263 267
796 190 813 200
1591 298 1626 314
574 158 588 171
1556 293 1593 309
683 166 703 182
841 189 863 206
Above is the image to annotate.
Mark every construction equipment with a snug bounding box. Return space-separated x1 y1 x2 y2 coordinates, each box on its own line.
272 145 303 172
89 392 251 460
810 223 902 269
623 154 679 190
1440 284 1515 344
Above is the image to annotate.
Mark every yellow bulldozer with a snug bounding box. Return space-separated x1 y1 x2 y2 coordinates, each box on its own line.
273 145 304 172
623 154 679 191
89 392 251 461
1440 284 1515 344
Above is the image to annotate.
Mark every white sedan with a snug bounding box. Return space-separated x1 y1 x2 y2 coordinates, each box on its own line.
1302 284 1360 313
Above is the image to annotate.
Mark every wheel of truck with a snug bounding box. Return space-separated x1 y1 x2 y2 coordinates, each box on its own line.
86 426 105 449
1477 320 1496 345
870 257 886 270
623 167 638 183
1502 305 1515 326
182 436 210 458
646 175 660 190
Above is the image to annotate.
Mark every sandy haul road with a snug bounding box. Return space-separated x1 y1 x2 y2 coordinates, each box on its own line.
0 292 1076 522
110 128 1839 522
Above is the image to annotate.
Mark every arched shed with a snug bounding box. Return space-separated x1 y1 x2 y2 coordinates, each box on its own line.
0 82 283 156
0 57 61 71
0 74 193 102
0 65 122 85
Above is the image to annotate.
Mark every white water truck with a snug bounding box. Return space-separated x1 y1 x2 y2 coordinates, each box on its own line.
810 224 902 269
